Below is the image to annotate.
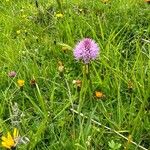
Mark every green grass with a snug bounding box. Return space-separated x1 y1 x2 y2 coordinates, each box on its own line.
0 0 150 149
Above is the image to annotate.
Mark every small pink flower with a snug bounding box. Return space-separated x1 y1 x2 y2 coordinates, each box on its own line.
8 71 17 78
73 38 99 64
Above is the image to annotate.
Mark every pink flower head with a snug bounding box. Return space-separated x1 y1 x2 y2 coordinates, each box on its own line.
73 38 99 64
8 71 17 78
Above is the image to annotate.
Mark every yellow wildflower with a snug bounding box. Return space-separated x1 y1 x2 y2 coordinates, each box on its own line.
95 91 105 98
17 79 25 87
16 30 21 34
55 13 63 18
22 15 27 18
1 128 19 149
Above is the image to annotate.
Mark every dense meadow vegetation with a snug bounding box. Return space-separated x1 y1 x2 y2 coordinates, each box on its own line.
0 0 150 149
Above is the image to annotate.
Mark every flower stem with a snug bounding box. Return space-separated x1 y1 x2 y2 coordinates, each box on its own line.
85 63 93 92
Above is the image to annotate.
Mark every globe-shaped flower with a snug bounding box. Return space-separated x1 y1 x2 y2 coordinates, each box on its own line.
73 38 99 64
8 71 16 78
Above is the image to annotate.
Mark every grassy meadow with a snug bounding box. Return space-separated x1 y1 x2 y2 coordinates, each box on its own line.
0 0 150 149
